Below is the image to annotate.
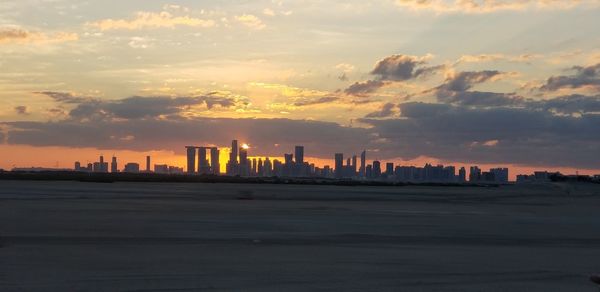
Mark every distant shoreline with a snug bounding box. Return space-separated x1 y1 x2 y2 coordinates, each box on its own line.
0 171 500 188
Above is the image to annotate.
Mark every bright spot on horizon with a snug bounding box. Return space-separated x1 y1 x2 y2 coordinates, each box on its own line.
242 143 250 150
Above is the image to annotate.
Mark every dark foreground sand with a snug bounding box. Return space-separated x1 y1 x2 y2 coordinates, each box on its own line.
1 180 600 291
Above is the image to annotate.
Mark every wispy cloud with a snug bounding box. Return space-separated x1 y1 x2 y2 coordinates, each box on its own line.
235 14 266 30
394 0 595 14
87 11 216 31
0 27 78 45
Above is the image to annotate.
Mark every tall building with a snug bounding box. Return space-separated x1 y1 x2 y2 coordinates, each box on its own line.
146 156 151 173
95 156 108 173
231 140 238 164
458 167 467 182
351 155 358 177
385 162 394 177
264 157 272 176
372 161 382 178
154 164 169 174
74 161 81 171
186 146 196 174
334 153 344 178
469 166 482 182
111 156 118 173
295 146 304 165
124 163 140 173
198 147 209 174
210 147 220 175
359 150 366 177
490 168 509 183
239 146 248 176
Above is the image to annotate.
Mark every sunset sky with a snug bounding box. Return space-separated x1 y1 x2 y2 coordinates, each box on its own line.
1 0 600 176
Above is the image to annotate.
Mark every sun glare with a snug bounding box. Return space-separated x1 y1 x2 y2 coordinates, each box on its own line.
241 143 250 150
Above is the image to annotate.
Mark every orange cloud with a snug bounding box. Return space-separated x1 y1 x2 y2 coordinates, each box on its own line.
88 11 216 31
0 27 78 45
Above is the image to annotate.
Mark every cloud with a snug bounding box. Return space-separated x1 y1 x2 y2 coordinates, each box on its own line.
431 70 521 107
87 11 216 31
34 91 91 104
540 63 600 92
0 27 78 45
293 96 340 107
394 0 594 14
360 101 600 168
454 53 540 65
14 106 28 115
39 93 246 120
371 54 440 81
345 54 443 96
365 102 398 118
533 94 600 115
235 14 266 30
344 80 387 96
3 117 371 158
439 70 504 92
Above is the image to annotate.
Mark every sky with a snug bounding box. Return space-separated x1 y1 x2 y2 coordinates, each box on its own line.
1 0 600 176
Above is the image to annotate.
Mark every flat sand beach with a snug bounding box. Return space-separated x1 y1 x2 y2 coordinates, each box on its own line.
1 180 600 291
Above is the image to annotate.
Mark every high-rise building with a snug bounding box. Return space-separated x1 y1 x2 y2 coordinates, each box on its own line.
385 162 394 177
359 150 366 177
111 156 118 173
239 147 248 176
74 161 81 171
372 161 382 178
95 156 109 173
351 155 357 177
469 166 482 182
366 165 373 178
124 163 140 173
295 146 304 165
334 153 344 178
264 157 272 176
146 156 151 172
458 167 467 182
210 147 220 175
490 168 509 183
258 158 264 176
231 140 239 164
186 146 196 174
198 147 209 174
154 164 169 174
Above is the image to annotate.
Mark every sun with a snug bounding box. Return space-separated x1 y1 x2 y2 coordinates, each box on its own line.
241 143 250 150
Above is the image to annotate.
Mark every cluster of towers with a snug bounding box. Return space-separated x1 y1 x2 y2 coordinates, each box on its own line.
186 146 220 175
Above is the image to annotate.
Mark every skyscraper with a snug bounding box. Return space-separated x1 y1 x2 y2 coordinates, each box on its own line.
186 146 196 174
295 146 304 165
459 167 467 182
469 166 482 182
111 156 118 173
373 161 382 178
210 147 220 175
198 147 209 174
385 162 394 177
360 150 366 178
146 156 151 173
239 146 248 176
334 153 344 178
231 140 238 164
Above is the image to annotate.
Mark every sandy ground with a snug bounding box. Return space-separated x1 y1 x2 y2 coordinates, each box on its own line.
1 180 600 291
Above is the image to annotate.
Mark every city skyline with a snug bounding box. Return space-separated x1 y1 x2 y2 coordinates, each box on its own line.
46 138 594 183
2 1 600 176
